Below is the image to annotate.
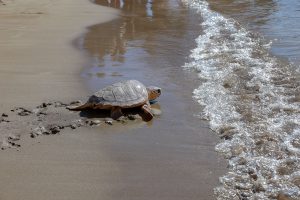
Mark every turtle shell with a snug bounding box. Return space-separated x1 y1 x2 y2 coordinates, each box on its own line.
87 80 148 108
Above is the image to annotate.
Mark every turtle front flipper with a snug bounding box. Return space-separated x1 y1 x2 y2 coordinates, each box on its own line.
140 104 153 122
110 107 123 120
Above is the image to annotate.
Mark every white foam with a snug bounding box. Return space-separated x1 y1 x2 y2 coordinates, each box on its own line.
182 0 300 199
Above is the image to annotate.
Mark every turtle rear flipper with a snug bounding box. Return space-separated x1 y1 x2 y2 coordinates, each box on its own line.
67 103 91 111
110 107 123 120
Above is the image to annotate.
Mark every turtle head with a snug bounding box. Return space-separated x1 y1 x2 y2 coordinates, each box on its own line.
147 86 161 101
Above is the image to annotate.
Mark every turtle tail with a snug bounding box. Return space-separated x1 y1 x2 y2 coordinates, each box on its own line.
67 103 91 111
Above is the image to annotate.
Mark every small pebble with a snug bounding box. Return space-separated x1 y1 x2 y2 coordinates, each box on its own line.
37 111 47 116
43 131 51 135
54 102 62 107
151 108 162 116
0 117 10 123
49 125 61 134
127 115 136 120
9 141 20 147
133 114 142 120
32 108 40 114
8 135 20 141
105 120 113 125
16 108 32 116
116 116 127 123
2 113 8 117
90 120 101 126
31 126 48 137
70 124 77 129
250 173 258 181
18 111 31 116
69 100 82 105
54 101 66 107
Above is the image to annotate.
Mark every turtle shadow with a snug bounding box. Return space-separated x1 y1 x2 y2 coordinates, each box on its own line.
78 104 161 122
79 107 145 120
79 109 111 119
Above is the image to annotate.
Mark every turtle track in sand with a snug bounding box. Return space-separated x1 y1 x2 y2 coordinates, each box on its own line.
0 101 151 150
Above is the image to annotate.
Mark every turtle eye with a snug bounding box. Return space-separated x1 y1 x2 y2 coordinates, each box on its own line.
157 89 161 94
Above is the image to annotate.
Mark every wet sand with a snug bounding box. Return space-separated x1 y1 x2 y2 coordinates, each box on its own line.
0 0 226 199
81 0 226 199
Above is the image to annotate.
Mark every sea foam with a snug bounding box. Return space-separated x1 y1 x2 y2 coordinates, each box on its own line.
182 0 300 199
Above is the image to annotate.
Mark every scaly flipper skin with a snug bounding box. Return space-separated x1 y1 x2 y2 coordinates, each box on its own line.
140 104 153 122
67 103 92 111
110 107 123 120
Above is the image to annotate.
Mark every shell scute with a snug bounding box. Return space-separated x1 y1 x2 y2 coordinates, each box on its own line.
125 83 138 100
102 89 115 102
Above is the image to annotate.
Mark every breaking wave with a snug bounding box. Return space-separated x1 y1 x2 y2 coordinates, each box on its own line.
182 0 300 199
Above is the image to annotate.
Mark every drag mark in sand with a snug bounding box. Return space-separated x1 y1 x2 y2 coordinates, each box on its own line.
0 101 158 150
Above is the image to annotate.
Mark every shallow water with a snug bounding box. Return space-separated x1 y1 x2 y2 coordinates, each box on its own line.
83 0 201 90
183 0 300 199
207 0 300 67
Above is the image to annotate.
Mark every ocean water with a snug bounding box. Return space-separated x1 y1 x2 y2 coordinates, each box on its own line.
182 0 300 199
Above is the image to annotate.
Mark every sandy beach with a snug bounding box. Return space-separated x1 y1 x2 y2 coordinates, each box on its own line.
0 0 226 199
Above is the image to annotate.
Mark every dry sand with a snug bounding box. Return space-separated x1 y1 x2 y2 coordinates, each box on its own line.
0 0 226 200
0 0 117 109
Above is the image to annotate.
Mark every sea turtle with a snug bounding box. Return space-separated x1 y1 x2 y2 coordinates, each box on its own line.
68 80 161 122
